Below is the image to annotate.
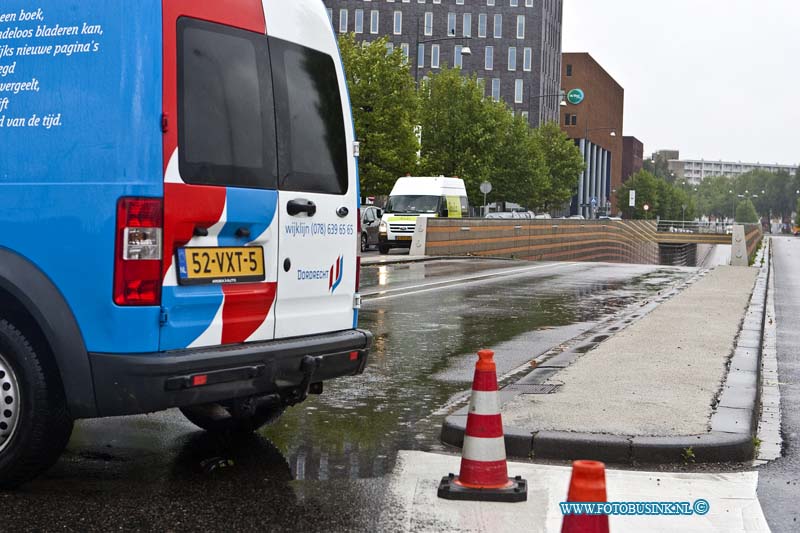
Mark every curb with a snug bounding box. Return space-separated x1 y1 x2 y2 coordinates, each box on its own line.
441 242 771 464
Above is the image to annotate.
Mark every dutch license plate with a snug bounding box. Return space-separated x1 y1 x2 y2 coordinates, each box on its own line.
177 247 265 286
396 236 412 241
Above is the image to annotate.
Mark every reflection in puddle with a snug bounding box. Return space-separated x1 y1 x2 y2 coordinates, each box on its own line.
264 263 694 481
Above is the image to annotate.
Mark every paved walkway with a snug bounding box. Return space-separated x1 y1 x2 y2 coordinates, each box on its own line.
388 451 769 532
501 266 758 437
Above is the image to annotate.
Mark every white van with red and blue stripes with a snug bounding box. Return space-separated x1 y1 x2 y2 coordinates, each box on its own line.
0 0 370 487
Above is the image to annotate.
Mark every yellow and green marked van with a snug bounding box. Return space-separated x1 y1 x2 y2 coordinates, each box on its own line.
378 177 469 254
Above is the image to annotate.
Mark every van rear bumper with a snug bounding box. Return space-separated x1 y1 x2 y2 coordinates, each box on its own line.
88 329 372 417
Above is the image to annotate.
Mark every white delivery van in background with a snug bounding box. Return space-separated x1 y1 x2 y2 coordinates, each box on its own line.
378 177 469 254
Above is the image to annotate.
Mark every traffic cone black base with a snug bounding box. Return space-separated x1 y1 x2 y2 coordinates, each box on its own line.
437 473 528 502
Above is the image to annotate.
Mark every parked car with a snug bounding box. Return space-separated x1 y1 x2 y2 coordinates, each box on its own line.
0 0 372 488
486 211 534 219
360 206 383 251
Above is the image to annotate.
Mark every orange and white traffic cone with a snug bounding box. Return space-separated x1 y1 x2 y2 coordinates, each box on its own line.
438 349 527 502
561 460 610 533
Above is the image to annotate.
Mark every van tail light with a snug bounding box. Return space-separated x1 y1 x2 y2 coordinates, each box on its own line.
114 198 163 306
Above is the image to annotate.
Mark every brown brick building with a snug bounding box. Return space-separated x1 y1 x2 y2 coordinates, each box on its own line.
622 136 644 182
560 53 624 217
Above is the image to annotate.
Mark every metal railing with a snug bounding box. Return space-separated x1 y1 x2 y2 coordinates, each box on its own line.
655 221 732 235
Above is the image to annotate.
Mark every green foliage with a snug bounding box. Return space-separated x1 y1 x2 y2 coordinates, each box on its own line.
736 198 759 223
418 68 583 210
686 169 800 221
615 170 695 220
796 197 800 226
533 122 586 210
338 34 419 196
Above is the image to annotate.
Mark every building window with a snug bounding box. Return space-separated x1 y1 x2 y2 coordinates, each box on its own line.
515 79 523 103
456 0 464 4
463 13 472 37
523 47 532 71
431 44 440 68
491 78 500 101
370 10 380 34
526 0 533 6
516 15 525 38
485 46 493 70
566 64 573 76
507 47 516 70
488 0 495 6
447 12 456 35
478 14 487 37
454 45 464 68
521 111 529 121
400 42 410 59
493 14 502 38
417 43 424 68
339 9 348 33
393 11 402 35
355 9 364 33
510 0 518 7
564 114 577 126
424 12 433 36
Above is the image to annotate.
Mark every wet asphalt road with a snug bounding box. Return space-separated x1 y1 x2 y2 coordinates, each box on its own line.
4 258 696 532
757 236 800 532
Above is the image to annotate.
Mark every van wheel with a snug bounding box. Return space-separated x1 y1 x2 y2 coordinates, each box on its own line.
361 234 368 253
180 403 285 433
378 244 390 255
0 320 74 490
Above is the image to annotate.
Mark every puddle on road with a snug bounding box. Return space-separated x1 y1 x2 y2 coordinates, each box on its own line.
263 263 694 481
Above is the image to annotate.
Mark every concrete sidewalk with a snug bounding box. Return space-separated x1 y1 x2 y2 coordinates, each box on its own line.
441 245 771 463
501 266 756 437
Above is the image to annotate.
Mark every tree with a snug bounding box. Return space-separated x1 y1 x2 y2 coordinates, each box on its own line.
616 170 661 219
338 34 419 196
419 68 554 208
532 122 585 210
735 199 759 223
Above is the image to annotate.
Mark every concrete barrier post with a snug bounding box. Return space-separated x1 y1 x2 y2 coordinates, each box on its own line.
730 224 748 266
409 216 429 256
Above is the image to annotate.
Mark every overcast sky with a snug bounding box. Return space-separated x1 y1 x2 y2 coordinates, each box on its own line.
562 0 800 165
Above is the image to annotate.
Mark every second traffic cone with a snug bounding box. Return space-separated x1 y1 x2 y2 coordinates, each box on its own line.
561 460 610 533
438 349 527 502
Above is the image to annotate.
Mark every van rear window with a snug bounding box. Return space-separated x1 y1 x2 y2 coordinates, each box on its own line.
178 19 278 190
177 18 348 195
271 40 348 195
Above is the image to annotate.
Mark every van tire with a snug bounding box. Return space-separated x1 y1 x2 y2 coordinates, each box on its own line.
378 244 390 255
0 320 74 490
361 233 368 253
180 403 285 433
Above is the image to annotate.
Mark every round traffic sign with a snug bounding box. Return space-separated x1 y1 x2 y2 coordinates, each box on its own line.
566 88 585 105
480 181 492 194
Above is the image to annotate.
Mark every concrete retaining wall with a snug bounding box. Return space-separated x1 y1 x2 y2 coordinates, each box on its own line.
412 219 661 264
411 219 763 266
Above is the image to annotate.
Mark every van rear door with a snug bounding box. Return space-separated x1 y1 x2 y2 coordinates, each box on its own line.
265 6 359 339
160 2 279 350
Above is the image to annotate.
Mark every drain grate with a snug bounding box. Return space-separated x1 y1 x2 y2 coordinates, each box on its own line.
506 383 562 395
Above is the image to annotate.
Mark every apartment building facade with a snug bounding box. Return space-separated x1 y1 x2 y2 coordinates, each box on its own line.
323 0 564 126
669 159 799 185
560 53 624 217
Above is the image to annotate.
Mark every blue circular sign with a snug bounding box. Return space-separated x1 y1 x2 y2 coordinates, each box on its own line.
567 88 585 105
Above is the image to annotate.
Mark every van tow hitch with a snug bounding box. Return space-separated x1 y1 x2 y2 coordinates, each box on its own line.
286 356 322 406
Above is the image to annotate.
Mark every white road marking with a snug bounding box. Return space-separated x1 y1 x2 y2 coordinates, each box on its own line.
363 262 580 303
389 450 770 532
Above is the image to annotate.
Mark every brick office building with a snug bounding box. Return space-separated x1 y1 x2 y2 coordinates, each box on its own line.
560 53 624 217
622 136 643 182
323 0 564 126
